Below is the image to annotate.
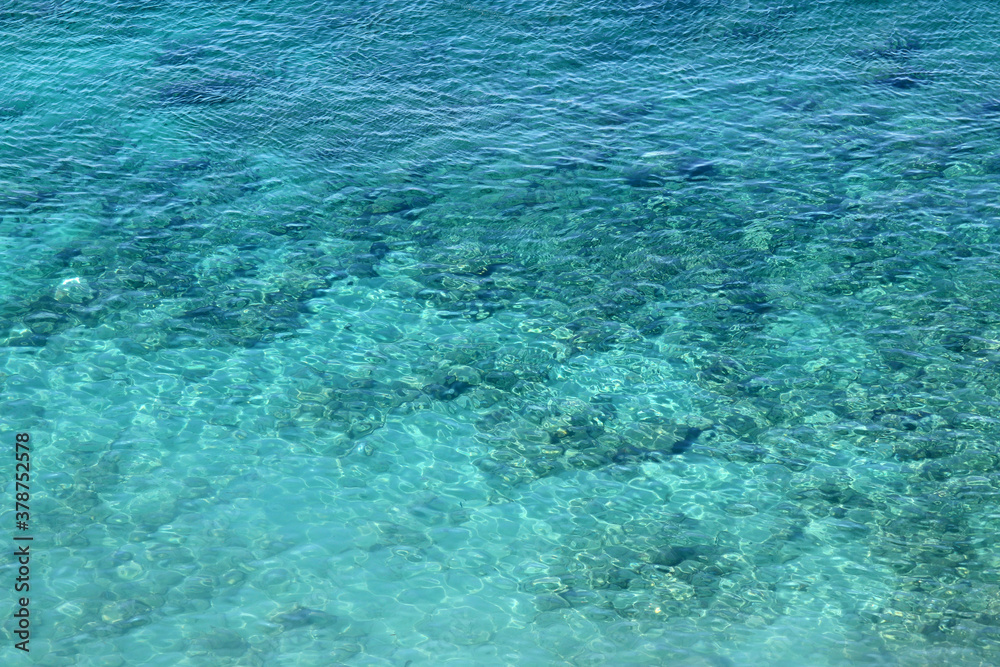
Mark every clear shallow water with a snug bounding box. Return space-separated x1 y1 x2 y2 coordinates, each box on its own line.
2 0 1000 664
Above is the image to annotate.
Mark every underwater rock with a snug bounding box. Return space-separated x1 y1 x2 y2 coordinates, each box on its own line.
484 370 518 391
100 599 153 632
534 593 571 612
0 104 24 120
873 407 931 429
423 379 473 401
8 333 48 347
476 262 517 278
589 395 618 424
852 34 922 61
892 438 954 461
623 166 663 188
548 423 604 446
438 299 503 320
162 157 211 173
367 189 432 216
475 409 513 431
159 78 252 105
610 443 649 464
778 95 820 112
678 159 716 180
54 277 95 304
726 19 772 43
269 221 312 237
327 269 349 282
940 331 977 354
942 162 982 179
273 605 338 629
369 241 390 260
191 628 249 654
884 75 920 89
465 300 504 320
341 226 386 242
414 287 450 303
553 156 584 171
600 567 640 591
23 310 67 335
475 286 516 304
371 194 409 214
875 71 928 89
728 301 773 316
567 317 627 351
181 305 227 321
0 189 56 210
634 315 666 337
54 247 82 264
697 355 747 387
648 545 699 568
972 98 1000 125
565 451 609 469
612 426 705 463
154 42 216 66
347 263 379 278
182 574 218 599
444 366 481 386
670 427 704 455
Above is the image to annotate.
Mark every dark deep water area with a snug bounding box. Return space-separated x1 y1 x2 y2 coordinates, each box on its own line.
3 1 1000 665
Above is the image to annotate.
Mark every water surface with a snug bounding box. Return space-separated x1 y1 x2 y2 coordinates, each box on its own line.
3 1 1000 665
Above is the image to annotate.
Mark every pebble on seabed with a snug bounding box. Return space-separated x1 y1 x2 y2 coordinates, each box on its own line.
54 276 95 303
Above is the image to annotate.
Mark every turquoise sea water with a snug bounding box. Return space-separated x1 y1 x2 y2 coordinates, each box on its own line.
2 1 1000 664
